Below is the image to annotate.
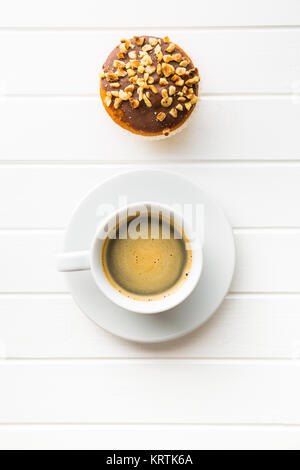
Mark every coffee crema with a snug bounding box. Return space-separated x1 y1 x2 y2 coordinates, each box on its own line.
101 214 192 301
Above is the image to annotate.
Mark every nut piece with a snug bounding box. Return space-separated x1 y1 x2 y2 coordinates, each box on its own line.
110 82 120 88
164 36 170 43
175 78 184 86
143 95 152 107
104 92 112 107
157 112 166 122
114 97 122 109
176 103 184 111
172 53 182 62
125 85 134 93
169 85 176 96
185 76 200 86
127 69 136 78
150 85 158 94
176 67 187 76
137 65 145 74
129 98 140 109
159 77 168 86
161 96 173 107
99 70 105 79
145 65 156 74
119 90 130 101
163 55 174 63
106 71 119 82
149 37 159 46
185 102 192 111
162 63 175 77
142 44 153 52
180 60 189 67
169 108 178 118
133 36 145 46
141 54 152 66
128 51 137 59
166 43 176 53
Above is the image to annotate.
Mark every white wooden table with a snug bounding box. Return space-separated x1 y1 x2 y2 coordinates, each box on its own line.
1 0 300 450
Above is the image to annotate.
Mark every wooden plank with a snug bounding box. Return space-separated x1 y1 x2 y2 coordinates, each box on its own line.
0 424 300 450
0 0 299 28
0 295 299 358
0 360 300 423
0 231 299 293
1 98 299 160
1 30 299 95
0 164 299 229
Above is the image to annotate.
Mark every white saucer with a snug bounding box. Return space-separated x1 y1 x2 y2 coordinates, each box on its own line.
62 169 235 343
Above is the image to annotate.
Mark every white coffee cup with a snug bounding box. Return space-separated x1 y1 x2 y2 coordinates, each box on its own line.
57 201 203 314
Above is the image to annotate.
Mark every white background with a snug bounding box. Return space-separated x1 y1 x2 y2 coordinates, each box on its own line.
0 0 300 450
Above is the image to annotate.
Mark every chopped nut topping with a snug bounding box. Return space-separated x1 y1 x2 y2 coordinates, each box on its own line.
164 36 170 43
176 67 187 76
166 43 176 53
150 85 158 94
137 87 144 101
104 92 112 107
127 69 136 77
176 103 184 111
159 77 168 85
129 97 140 108
171 74 179 82
169 85 176 96
184 102 192 111
163 55 174 63
141 54 152 66
169 108 178 118
161 96 173 107
189 95 198 105
114 60 126 70
157 112 166 121
185 76 200 86
179 60 189 67
114 97 122 109
119 90 130 101
161 88 168 99
125 85 134 93
130 60 140 69
175 78 184 86
120 39 131 49
163 128 170 136
142 44 153 52
128 51 137 59
145 65 156 74
172 53 182 62
119 43 128 55
143 95 152 107
110 82 120 88
148 76 154 84
99 70 105 79
130 75 138 84
111 91 119 97
157 63 162 75
154 44 162 55
149 37 159 46
133 36 145 46
137 65 145 74
106 71 119 82
162 63 175 77
178 96 187 102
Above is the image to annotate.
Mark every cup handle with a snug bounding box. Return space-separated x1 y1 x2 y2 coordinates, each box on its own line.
57 251 90 272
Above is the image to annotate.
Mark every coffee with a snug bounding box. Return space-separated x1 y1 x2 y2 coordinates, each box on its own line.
101 213 192 301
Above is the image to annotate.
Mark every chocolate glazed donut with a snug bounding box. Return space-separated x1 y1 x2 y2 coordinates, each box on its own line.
100 36 200 137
